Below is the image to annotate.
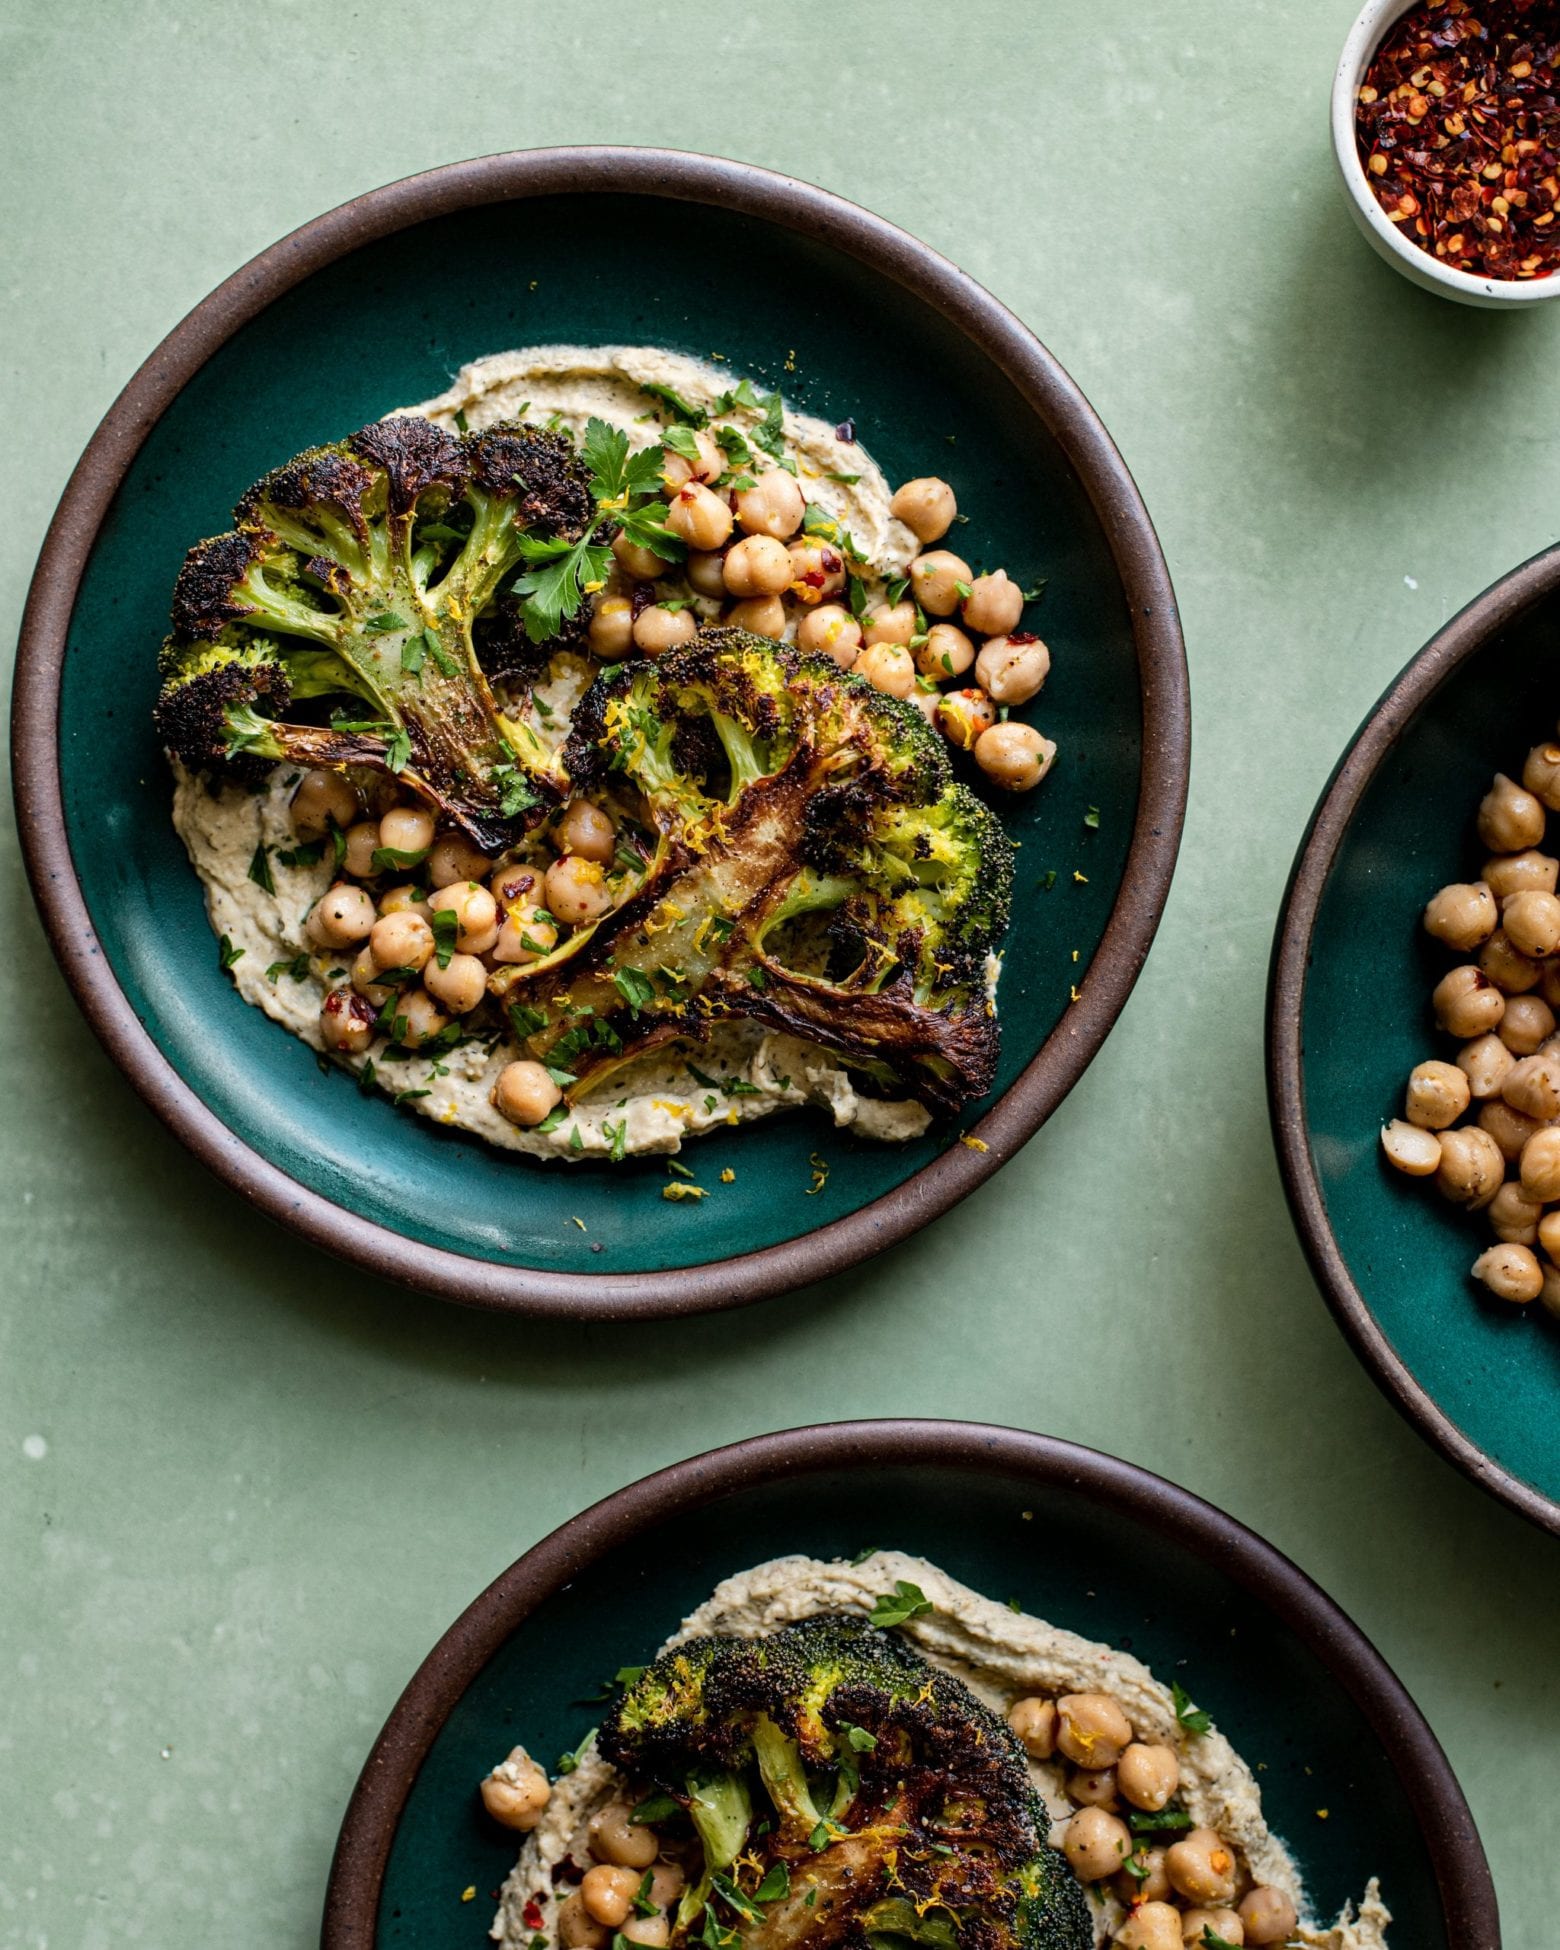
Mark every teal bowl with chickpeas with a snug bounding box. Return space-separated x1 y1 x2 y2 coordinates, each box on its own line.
12 150 1189 1317
1270 543 1560 1537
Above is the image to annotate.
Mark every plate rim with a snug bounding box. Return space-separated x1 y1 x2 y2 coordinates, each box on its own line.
319 1416 1498 1949
1267 540 1560 1539
11 146 1190 1320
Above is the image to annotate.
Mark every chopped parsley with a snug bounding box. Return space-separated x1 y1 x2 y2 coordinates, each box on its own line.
1083 806 1100 830
555 1728 595 1775
753 1863 791 1903
639 379 708 426
265 953 310 984
1172 1681 1211 1735
429 908 458 970
868 1580 932 1629
362 610 408 634
614 966 658 1014
371 844 429 873
630 1791 682 1824
247 844 274 895
218 934 244 970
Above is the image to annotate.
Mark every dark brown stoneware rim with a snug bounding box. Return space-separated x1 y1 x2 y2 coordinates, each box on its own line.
1268 543 1560 1538
319 1418 1497 1949
11 148 1189 1320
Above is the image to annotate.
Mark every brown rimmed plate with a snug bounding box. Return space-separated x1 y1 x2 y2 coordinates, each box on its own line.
321 1419 1496 1947
12 148 1188 1318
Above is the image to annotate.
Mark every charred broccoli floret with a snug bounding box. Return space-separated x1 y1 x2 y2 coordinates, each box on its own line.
152 416 595 848
599 1615 1088 1950
511 630 1012 1115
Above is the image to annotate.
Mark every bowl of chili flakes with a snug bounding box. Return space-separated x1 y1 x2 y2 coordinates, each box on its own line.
1332 0 1560 306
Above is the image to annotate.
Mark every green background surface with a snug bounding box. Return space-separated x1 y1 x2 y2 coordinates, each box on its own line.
3 1 1558 1944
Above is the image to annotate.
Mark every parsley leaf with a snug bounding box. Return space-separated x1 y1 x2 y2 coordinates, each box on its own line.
614 966 658 1015
606 1118 628 1163
753 1864 790 1903
840 1724 877 1752
630 1791 682 1824
751 390 786 459
536 1104 568 1135
1084 806 1100 831
247 844 275 896
429 908 459 970
632 1871 658 1917
363 610 408 634
383 726 412 773
868 1580 933 1629
850 1546 879 1566
1172 1682 1211 1736
1128 1805 1195 1835
508 1002 548 1039
371 844 429 873
265 953 311 983
218 934 244 971
400 633 426 677
555 1728 595 1775
640 380 708 427
512 533 614 644
661 423 702 462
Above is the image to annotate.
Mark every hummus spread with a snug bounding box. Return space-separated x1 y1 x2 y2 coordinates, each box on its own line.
491 1553 1391 1950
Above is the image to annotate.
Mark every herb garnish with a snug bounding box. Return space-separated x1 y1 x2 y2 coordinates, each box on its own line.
247 844 274 895
868 1580 933 1628
1172 1681 1211 1735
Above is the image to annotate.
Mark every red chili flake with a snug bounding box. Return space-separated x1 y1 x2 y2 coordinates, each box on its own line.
821 548 842 572
522 1899 546 1930
1007 631 1041 646
1355 0 1560 280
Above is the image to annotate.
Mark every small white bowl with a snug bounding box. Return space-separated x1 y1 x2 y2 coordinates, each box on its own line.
1331 0 1560 307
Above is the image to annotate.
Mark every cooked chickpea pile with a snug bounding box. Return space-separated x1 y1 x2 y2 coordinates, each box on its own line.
290 767 636 1131
1382 734 1560 1324
588 428 1057 795
1006 1691 1299 1949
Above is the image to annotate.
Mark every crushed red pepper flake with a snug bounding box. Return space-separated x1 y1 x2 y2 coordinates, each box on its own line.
1355 0 1560 280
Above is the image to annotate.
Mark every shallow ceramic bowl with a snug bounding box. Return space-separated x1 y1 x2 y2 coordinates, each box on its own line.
11 149 1188 1318
1270 545 1560 1537
1331 0 1560 308
320 1420 1495 1947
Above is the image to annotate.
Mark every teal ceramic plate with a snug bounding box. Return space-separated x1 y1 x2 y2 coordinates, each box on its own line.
12 150 1188 1318
1270 545 1560 1536
320 1421 1495 1947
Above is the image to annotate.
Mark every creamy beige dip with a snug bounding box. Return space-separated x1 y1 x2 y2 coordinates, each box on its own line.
169 347 944 1159
491 1553 1390 1950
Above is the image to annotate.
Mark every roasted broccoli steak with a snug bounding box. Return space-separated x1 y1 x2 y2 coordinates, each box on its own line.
598 1615 1088 1950
153 415 594 848
510 630 1013 1115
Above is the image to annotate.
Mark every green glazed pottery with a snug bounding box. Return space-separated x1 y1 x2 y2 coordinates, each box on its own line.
1270 544 1560 1536
13 150 1188 1316
320 1422 1494 1948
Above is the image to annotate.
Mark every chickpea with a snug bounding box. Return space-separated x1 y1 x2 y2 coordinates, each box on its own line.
1404 1059 1471 1129
723 533 793 598
589 595 636 661
909 550 973 617
1067 1766 1118 1808
342 820 382 878
1435 1125 1505 1207
1519 1126 1560 1202
1164 1828 1238 1907
1502 889 1560 959
494 903 560 964
938 688 997 750
580 1864 642 1929
1181 1910 1245 1946
290 767 359 839
431 880 499 954
961 568 1024 635
1056 1694 1133 1771
726 595 787 637
1503 1051 1560 1119
492 1059 563 1128
1458 1034 1513 1099
1422 880 1497 951
320 986 377 1054
1544 960 1560 1011
659 428 723 490
666 482 733 551
1479 929 1542 995
1478 1099 1543 1164
1115 1848 1171 1908
976 722 1057 792
864 601 918 647
545 853 614 926
587 1802 659 1869
491 862 541 912
369 910 434 976
1116 1743 1179 1813
1236 1886 1297 1946
424 951 487 1014
392 988 448 1049
1114 1903 1182 1950
1487 1180 1542 1246
379 883 433 923
612 529 673 581
428 832 491 888
909 682 942 725
786 539 846 601
1539 1210 1560 1260
1380 1119 1441 1176
796 603 862 667
378 804 435 858
1484 848 1559 898
634 604 698 656
620 1922 670 1950
856 642 917 699
686 549 730 598
1473 1241 1544 1303
1499 992 1555 1054
1523 741 1560 810
557 800 616 864
311 882 377 947
648 1862 685 1909
479 1748 551 1832
917 621 976 681
1432 966 1505 1038
974 633 1051 707
1007 1696 1057 1758
735 468 805 541
1062 1806 1132 1882
1541 1259 1560 1322
1478 772 1546 853
889 475 957 542
557 1892 609 1950
350 946 392 1008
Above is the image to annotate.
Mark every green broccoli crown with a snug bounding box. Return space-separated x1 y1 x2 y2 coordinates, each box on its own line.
599 1615 1087 1950
154 415 595 846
